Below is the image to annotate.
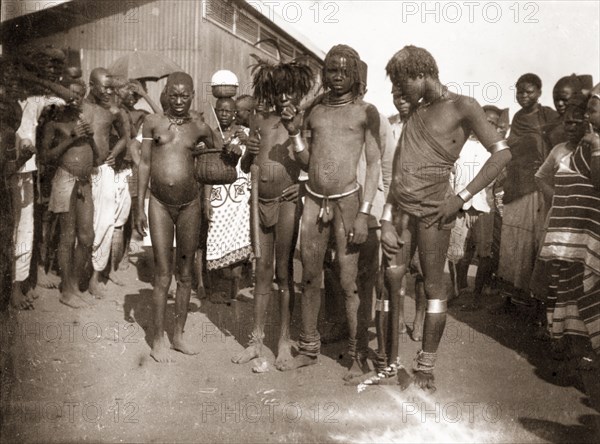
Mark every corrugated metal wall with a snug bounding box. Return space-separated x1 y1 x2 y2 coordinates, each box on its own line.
22 0 322 126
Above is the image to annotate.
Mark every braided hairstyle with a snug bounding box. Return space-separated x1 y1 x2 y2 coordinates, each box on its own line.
322 44 366 97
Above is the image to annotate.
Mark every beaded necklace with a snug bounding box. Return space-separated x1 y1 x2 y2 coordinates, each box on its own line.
166 112 192 130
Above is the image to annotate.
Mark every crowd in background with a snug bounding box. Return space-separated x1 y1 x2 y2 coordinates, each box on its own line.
1 43 599 377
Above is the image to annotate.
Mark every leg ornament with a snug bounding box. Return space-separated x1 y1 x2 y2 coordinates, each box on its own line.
357 358 405 393
427 299 447 314
414 350 437 374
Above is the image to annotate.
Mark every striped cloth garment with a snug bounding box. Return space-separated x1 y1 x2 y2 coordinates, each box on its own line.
539 142 600 350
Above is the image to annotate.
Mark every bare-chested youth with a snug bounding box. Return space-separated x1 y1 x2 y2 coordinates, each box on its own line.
232 57 313 371
381 46 512 391
42 79 99 308
85 68 130 297
278 45 381 374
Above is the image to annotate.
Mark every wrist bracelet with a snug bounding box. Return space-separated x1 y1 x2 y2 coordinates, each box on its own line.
488 139 509 154
380 203 393 223
358 201 373 215
457 188 473 202
290 132 306 153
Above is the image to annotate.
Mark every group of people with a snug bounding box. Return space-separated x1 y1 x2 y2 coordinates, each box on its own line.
1 42 599 392
0 47 153 313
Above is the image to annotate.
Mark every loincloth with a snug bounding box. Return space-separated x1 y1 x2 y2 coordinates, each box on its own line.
49 166 87 214
258 196 282 228
258 195 299 228
393 107 458 227
393 184 456 228
305 183 360 234
150 190 198 211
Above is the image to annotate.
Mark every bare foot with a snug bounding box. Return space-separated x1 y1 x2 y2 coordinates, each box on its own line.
59 291 86 309
25 287 39 303
37 268 60 289
411 322 423 342
345 370 377 386
277 354 318 371
343 356 369 381
76 291 97 306
108 271 125 286
399 318 407 334
11 286 33 310
172 336 200 355
232 341 264 364
413 370 436 392
274 339 294 370
89 278 107 299
150 338 173 363
118 257 131 271
348 362 406 388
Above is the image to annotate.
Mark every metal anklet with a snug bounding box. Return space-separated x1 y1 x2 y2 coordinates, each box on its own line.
413 350 436 374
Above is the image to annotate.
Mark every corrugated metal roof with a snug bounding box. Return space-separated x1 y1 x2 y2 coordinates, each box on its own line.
1 0 325 62
0 0 325 124
1 0 72 22
241 0 325 60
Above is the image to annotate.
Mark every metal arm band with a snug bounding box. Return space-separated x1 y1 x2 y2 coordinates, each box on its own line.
457 188 473 202
592 149 600 158
375 299 389 312
380 203 394 223
358 201 373 215
488 139 509 154
290 132 307 153
426 299 447 314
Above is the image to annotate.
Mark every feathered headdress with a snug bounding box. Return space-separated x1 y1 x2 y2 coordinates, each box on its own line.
249 39 314 108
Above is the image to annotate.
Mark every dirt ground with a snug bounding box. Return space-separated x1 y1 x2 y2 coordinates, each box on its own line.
1 246 599 443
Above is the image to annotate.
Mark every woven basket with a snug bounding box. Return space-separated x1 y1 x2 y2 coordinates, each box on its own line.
212 85 237 98
195 148 238 184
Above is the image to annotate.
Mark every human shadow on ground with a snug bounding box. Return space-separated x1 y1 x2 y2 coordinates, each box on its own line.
519 412 600 443
123 288 201 350
447 274 600 441
197 282 300 362
128 247 155 285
